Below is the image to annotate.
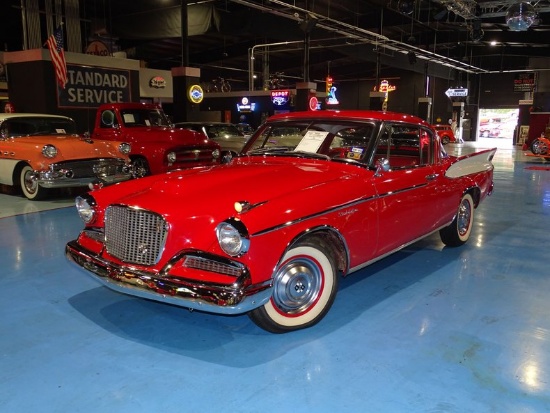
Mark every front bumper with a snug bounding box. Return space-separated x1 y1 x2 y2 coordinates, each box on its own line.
37 158 132 188
65 240 273 315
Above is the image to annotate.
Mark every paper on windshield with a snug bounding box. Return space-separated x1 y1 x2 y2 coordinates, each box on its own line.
294 130 329 153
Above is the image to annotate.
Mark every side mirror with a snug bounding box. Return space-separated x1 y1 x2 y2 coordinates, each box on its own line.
221 151 234 164
101 110 115 127
375 157 390 176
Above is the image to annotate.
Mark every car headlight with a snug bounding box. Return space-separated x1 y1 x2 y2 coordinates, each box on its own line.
42 144 58 158
216 219 249 257
167 151 177 163
118 142 131 155
212 149 220 159
75 195 96 224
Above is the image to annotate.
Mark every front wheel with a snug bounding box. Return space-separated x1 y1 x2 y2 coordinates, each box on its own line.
20 165 49 200
531 138 549 156
131 157 151 178
248 239 338 333
440 193 474 247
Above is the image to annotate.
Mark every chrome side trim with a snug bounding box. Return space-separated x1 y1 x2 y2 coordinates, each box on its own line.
252 182 427 237
252 195 377 237
65 240 272 315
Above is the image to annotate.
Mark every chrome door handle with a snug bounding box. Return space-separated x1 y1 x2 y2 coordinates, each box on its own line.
426 173 439 181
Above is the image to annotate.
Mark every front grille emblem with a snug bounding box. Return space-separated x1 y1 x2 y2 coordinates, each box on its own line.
137 242 149 256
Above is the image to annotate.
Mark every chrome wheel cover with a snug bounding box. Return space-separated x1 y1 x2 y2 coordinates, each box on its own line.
532 139 549 155
272 257 322 315
23 169 38 195
132 159 149 178
457 197 472 236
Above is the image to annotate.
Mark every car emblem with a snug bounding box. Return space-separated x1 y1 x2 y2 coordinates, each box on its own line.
137 242 149 256
193 150 200 160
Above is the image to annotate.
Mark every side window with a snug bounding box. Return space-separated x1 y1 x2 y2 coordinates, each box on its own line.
328 126 373 162
374 124 432 169
419 128 434 165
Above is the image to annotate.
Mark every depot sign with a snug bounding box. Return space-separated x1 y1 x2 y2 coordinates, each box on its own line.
57 65 132 108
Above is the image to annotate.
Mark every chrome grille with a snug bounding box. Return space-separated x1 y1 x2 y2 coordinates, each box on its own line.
104 206 168 266
174 149 216 164
52 158 127 178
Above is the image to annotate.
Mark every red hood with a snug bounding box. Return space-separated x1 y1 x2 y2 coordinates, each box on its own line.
93 156 371 234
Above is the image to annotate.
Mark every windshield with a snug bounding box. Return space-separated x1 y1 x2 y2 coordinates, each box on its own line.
119 109 171 127
204 124 243 138
0 116 77 138
246 120 378 164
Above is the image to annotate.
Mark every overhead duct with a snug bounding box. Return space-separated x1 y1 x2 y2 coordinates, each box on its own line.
233 0 488 75
432 0 478 20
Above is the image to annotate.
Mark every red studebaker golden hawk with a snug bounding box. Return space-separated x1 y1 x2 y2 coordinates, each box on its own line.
66 110 496 333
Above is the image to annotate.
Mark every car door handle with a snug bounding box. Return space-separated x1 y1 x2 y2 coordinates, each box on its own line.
426 173 439 181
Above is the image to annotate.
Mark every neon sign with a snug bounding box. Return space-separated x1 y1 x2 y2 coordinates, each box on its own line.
188 85 204 104
271 90 290 106
325 76 339 105
379 80 396 111
237 97 256 112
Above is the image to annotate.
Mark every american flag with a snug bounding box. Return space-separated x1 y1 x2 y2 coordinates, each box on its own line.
46 25 68 89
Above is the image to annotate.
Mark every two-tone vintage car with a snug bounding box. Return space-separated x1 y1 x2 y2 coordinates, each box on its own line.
66 110 496 333
0 113 132 200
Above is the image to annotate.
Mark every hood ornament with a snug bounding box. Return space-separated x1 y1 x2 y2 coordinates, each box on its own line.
234 200 267 214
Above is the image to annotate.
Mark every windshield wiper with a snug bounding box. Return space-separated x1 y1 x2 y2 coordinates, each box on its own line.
248 146 293 155
288 151 330 160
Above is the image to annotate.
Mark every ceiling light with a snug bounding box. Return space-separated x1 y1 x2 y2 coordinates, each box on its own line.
506 2 537 31
397 0 415 15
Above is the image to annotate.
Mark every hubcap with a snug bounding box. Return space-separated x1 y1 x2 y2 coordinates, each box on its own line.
133 160 148 178
272 257 322 315
23 170 37 195
533 140 549 155
457 199 472 236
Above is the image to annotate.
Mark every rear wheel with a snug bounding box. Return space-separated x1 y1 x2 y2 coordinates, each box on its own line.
131 157 151 178
249 239 338 333
19 165 49 200
440 193 474 247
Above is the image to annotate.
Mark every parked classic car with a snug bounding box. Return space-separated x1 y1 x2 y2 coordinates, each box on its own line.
236 122 255 138
92 103 221 177
66 110 496 333
432 124 456 144
175 121 249 155
0 113 132 200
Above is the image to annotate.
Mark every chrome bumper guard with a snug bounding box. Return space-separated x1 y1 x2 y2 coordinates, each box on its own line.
65 240 273 315
37 158 132 188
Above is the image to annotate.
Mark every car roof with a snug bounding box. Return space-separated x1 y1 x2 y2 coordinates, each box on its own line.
0 113 73 121
267 110 430 127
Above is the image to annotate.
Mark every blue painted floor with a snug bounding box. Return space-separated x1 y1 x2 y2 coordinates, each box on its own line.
1 141 550 412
